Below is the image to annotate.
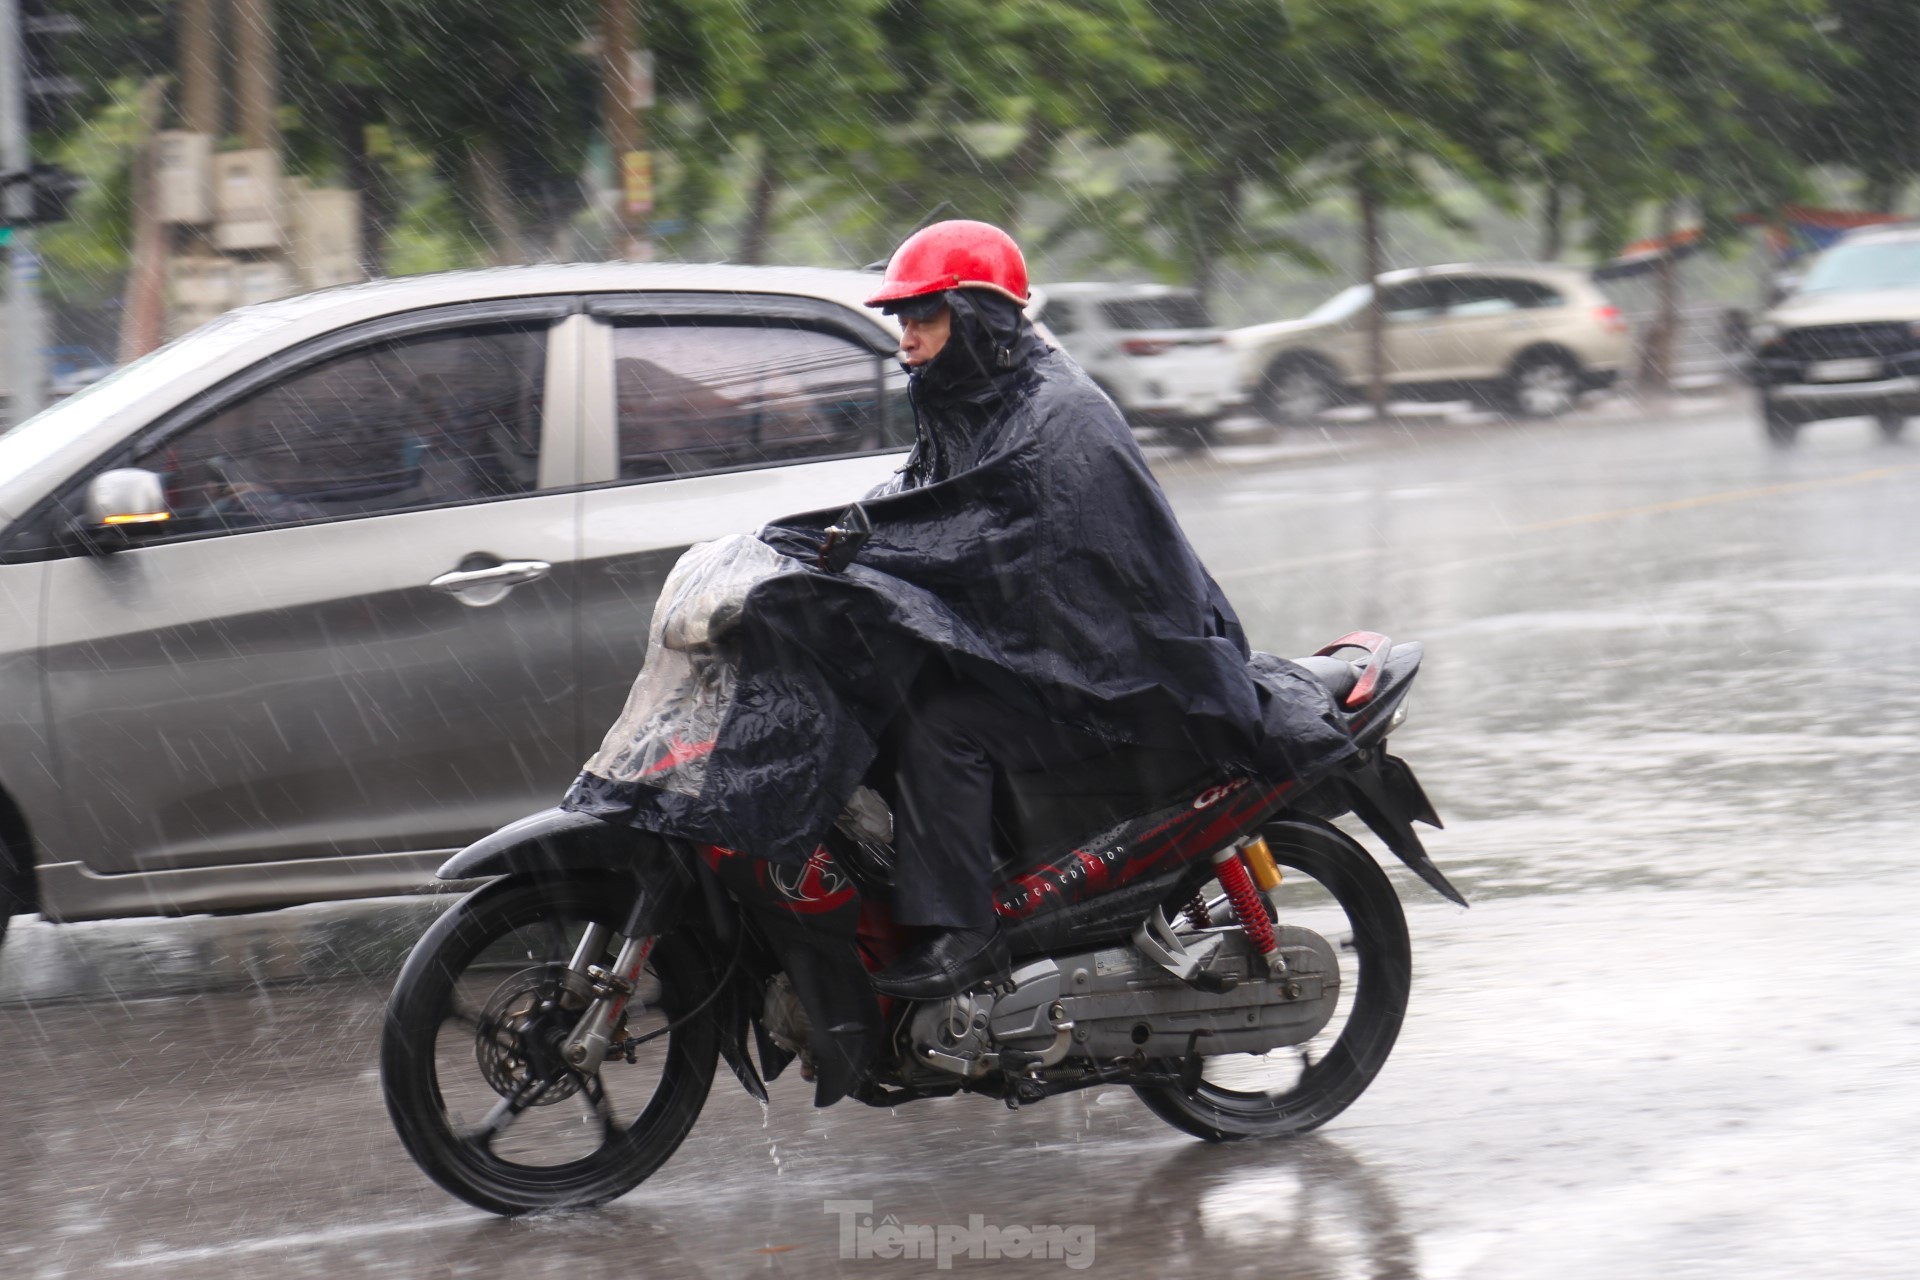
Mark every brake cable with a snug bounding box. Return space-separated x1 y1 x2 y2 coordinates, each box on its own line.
604 925 745 1060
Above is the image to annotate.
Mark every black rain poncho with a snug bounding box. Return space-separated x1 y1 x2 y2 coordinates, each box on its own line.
563 291 1355 864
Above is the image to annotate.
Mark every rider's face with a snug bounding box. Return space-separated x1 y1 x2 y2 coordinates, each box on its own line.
898 305 952 367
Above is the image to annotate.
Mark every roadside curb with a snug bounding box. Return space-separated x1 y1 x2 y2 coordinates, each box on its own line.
0 894 459 1006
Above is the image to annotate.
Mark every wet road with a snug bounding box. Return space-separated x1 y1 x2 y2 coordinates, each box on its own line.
6 402 1918 1277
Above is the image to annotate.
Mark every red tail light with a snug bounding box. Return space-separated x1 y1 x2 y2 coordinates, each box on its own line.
1122 338 1173 356
1595 304 1629 336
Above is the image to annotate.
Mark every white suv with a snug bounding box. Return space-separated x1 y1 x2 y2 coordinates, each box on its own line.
1230 264 1631 423
1030 283 1247 447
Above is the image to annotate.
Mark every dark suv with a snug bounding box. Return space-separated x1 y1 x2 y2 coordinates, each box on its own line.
1750 226 1920 445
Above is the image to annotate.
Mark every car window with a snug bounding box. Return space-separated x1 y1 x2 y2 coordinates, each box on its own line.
1040 301 1080 335
133 323 547 538
1799 239 1920 292
1439 277 1519 317
1380 281 1446 321
1099 295 1214 330
1304 284 1372 324
614 320 891 480
1507 279 1566 309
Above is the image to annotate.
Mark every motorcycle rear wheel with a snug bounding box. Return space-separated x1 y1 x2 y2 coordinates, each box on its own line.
380 875 718 1215
1133 822 1411 1141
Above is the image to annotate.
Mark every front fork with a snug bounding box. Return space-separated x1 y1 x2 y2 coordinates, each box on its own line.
560 926 654 1070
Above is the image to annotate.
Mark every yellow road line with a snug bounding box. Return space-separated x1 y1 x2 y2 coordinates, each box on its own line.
1516 465 1918 533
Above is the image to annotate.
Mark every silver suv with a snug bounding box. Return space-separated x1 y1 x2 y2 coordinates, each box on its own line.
1230 263 1631 423
0 264 911 941
1750 225 1920 445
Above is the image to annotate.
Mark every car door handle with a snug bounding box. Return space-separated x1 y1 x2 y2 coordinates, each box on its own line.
428 560 552 593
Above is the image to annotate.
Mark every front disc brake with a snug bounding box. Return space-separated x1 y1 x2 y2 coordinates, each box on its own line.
473 964 596 1106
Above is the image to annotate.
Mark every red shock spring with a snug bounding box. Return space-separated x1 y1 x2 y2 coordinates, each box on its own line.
1212 848 1275 955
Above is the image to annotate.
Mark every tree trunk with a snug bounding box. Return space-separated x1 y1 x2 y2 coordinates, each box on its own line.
1541 182 1565 261
598 0 649 261
1189 172 1242 308
231 0 279 153
1358 172 1387 421
330 93 391 277
177 0 221 137
1637 199 1681 399
469 142 526 266
987 114 1061 230
738 144 780 265
118 80 170 363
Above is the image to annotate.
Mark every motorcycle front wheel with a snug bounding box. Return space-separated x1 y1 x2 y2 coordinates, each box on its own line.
380 874 719 1215
1133 821 1412 1141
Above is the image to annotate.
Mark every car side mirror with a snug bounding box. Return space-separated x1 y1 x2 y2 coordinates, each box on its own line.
70 468 173 553
1767 274 1801 307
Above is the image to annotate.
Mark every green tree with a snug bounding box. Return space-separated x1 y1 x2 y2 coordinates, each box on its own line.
799 0 1165 263
1799 0 1920 211
278 0 603 267
1610 0 1832 392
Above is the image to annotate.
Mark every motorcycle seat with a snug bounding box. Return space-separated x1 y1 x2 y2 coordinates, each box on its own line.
985 654 1361 871
1292 653 1361 703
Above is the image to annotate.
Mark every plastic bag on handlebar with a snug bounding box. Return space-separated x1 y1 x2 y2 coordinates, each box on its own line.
582 535 799 799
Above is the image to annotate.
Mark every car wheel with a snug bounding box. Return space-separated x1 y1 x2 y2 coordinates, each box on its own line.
0 835 29 951
1877 412 1906 442
1762 396 1800 447
1168 417 1218 452
1502 352 1581 419
1256 359 1337 426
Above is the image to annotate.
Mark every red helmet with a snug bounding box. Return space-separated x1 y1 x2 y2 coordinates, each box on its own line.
864 219 1030 309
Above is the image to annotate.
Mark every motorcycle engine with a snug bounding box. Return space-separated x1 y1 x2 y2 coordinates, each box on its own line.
905 925 1339 1080
762 974 812 1058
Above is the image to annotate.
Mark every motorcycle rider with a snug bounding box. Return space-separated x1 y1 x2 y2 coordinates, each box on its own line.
566 220 1355 1003
856 221 1259 999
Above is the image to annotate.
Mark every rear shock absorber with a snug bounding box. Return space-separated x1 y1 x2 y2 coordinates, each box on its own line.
1211 845 1275 956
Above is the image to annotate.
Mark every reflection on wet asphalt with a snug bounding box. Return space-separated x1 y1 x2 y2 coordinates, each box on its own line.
4 406 1917 1276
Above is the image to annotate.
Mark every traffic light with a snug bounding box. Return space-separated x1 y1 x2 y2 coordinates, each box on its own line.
4 0 85 227
20 0 83 133
3 161 78 224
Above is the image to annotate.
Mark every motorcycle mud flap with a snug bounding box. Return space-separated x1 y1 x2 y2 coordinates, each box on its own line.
688 854 770 1105
1339 751 1468 907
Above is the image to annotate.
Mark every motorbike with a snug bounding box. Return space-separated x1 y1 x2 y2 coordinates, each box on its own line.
379 520 1465 1216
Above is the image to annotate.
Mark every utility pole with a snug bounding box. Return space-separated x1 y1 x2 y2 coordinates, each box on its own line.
599 0 650 262
1 0 44 423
